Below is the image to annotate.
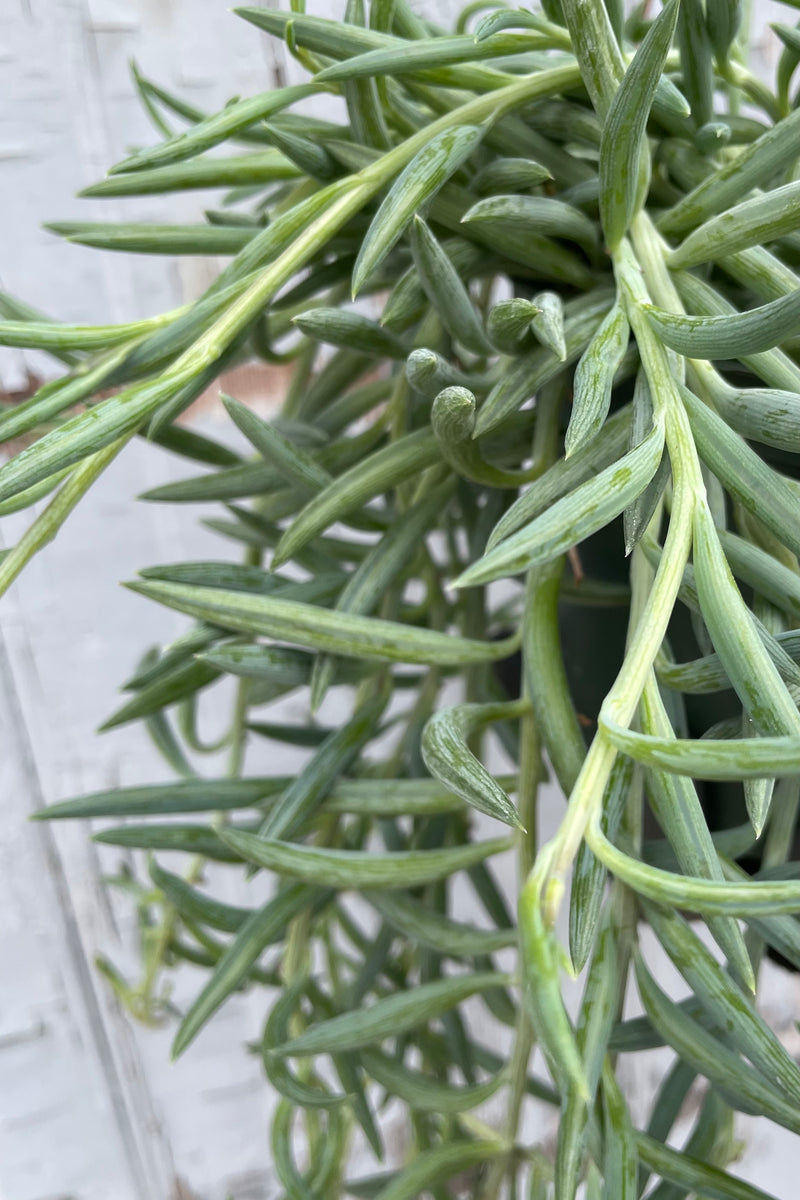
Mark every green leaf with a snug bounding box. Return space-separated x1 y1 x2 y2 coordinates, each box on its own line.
292 308 408 358
475 8 555 39
341 0 392 152
558 906 623 1198
659 102 800 237
140 463 291 504
488 404 631 550
638 677 754 987
93 823 247 862
141 561 300 595
405 347 480 397
0 347 136 445
361 1047 505 1112
474 288 614 436
636 1133 783 1200
724 854 800 973
680 386 800 560
658 630 800 697
711 383 800 453
364 890 516 957
0 313 173 352
557 908 623 1198
568 756 631 974
246 721 335 748
372 1140 506 1200
305 978 384 1158
522 558 587 800
80 150 300 196
474 157 552 194
100 659 221 730
623 370 670 554
602 712 800 779
485 297 538 353
776 23 800 113
33 777 287 820
149 859 252 933
599 0 680 249
127 578 519 665
352 124 484 295
150 424 243 469
670 180 800 268
635 953 800 1134
262 122 337 181
565 300 629 454
675 268 800 394
272 428 439 567
462 194 599 253
144 710 196 780
707 0 742 62
112 81 318 173
453 421 663 587
271 1097 319 1197
217 825 512 889
310 479 453 708
588 819 800 915
275 972 508 1055
421 700 526 827
409 217 491 355
258 683 387 841
221 395 332 492
202 642 354 683
313 33 554 83
678 0 714 128
0 291 79 364
644 903 800 1106
647 287 800 358
46 221 253 256
639 1058 698 1198
559 0 624 118
602 1064 637 1200
0 375 177 505
530 290 566 360
323 777 476 817
431 386 532 487
172 883 314 1057
718 530 800 622
693 500 800 742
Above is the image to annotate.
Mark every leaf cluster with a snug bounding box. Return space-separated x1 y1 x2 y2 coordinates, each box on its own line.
8 1 800 1196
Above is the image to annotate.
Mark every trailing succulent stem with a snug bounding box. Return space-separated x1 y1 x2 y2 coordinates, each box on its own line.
8 1 800 1195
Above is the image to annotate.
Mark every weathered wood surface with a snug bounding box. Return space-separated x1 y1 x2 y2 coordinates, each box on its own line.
1 3 799 1197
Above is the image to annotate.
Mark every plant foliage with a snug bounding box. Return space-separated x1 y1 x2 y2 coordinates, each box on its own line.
6 1 800 1195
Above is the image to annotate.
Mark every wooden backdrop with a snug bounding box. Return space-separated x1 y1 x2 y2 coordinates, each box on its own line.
1 4 799 1198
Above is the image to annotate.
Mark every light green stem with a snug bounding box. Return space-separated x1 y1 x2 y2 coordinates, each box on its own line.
0 433 132 597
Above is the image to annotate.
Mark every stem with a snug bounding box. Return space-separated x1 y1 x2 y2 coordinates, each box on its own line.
534 219 712 921
486 701 541 1197
227 542 261 777
226 676 250 777
484 387 561 1198
0 433 132 597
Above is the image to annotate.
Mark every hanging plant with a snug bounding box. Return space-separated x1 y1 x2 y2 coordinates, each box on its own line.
4 1 800 1195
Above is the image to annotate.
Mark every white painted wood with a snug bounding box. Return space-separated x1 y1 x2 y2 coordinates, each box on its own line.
1 3 799 1197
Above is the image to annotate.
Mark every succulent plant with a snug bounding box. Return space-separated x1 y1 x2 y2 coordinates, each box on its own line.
5 1 800 1195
